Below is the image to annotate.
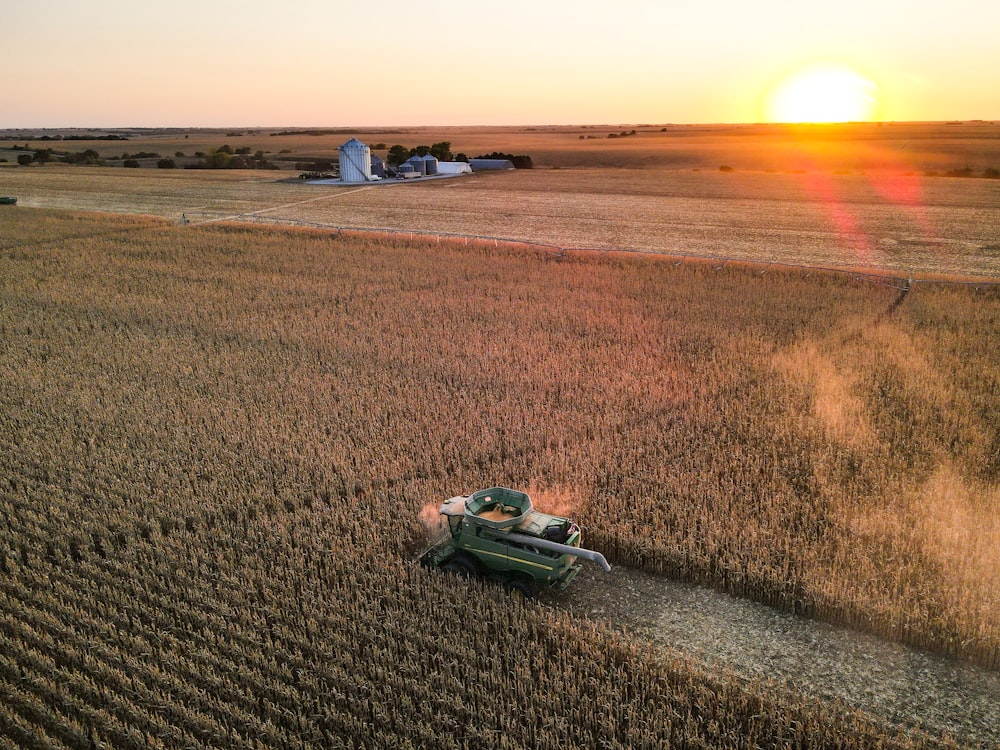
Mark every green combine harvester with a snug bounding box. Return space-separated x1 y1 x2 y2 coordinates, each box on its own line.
420 487 611 595
0 197 16 205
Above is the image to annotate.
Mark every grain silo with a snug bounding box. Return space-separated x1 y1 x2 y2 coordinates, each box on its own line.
422 154 439 175
339 138 372 183
405 154 426 176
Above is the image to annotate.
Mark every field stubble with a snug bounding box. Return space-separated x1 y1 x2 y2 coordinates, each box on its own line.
548 565 1000 746
3 163 999 279
1 209 998 747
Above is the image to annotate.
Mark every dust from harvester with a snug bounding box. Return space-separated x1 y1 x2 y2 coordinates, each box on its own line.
918 463 1000 596
418 502 444 534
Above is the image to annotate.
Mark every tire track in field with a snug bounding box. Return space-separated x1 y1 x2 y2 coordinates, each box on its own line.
188 184 398 225
542 565 1000 747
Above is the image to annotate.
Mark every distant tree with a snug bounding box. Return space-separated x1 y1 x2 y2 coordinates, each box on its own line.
123 159 140 168
157 158 176 169
474 151 533 169
387 144 409 166
203 148 232 168
455 153 468 163
372 142 387 150
217 144 234 155
430 141 452 161
17 154 33 166
235 146 252 155
175 151 185 157
33 148 54 164
294 159 335 172
60 149 103 166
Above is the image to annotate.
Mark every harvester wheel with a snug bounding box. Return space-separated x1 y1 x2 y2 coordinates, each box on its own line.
504 579 534 598
442 557 476 578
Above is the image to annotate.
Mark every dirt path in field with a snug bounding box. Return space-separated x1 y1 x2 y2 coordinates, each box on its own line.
540 566 1000 746
188 183 396 225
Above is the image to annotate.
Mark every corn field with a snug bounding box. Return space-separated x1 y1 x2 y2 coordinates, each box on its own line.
1 208 996 748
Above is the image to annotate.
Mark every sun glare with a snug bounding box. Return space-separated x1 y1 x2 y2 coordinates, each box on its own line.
766 64 880 123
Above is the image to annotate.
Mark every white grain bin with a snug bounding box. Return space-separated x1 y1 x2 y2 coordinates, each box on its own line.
339 138 372 183
422 154 439 175
405 155 426 175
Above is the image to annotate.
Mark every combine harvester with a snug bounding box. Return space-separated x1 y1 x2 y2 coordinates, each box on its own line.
420 487 610 595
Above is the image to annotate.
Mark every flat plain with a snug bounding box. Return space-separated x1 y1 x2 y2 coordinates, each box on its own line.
1 123 998 748
3 122 1000 278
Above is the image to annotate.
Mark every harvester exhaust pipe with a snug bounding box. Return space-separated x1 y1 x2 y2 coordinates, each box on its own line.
505 532 612 573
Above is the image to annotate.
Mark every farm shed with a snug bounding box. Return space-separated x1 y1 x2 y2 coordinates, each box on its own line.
469 158 515 170
436 161 473 175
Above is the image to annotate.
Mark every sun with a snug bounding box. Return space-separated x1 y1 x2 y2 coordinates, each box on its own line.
765 63 880 123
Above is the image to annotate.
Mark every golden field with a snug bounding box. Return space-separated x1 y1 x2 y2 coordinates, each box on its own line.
1 205 997 747
4 122 1000 280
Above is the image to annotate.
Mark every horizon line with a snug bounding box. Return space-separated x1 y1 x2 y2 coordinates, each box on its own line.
3 119 999 134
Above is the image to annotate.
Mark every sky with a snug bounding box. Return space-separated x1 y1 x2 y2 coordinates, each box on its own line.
3 0 998 127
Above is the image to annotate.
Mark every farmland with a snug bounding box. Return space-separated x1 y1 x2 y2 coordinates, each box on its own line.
4 123 1000 278
1 204 998 747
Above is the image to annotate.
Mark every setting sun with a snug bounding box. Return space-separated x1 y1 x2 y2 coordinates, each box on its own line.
765 64 880 123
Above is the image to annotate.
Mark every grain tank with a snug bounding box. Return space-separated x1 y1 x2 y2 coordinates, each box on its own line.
339 138 372 183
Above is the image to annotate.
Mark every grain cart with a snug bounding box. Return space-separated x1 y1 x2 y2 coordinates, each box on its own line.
419 487 611 595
